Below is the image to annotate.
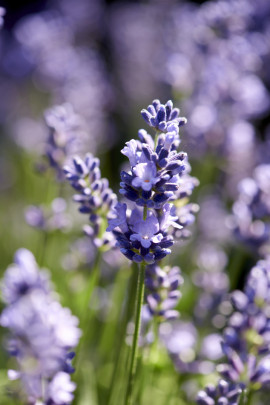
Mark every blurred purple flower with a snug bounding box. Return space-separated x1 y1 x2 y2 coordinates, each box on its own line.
1 248 51 304
219 257 270 389
230 164 270 254
0 249 81 404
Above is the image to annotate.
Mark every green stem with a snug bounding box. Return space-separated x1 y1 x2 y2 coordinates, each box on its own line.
107 264 138 405
246 390 254 405
143 206 148 221
154 131 160 150
141 317 159 399
125 263 146 405
82 249 101 316
74 249 102 372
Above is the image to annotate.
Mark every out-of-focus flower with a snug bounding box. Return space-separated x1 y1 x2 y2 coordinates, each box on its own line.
1 249 51 304
198 195 230 245
224 121 257 198
44 103 87 179
230 164 270 254
15 8 113 154
47 371 76 405
0 8 5 28
165 0 270 157
145 264 183 320
109 3 169 106
25 198 72 232
218 257 270 389
192 243 229 328
0 249 81 404
159 321 223 375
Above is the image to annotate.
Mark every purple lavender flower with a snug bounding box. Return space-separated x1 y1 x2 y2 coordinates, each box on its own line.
46 371 76 405
64 153 117 248
108 203 174 263
1 248 51 304
0 249 81 404
165 0 270 159
197 379 242 405
109 99 198 264
120 99 189 210
130 211 162 248
122 139 141 167
145 264 183 320
132 162 159 191
25 198 72 232
44 103 87 179
218 257 270 390
231 164 270 254
141 99 187 131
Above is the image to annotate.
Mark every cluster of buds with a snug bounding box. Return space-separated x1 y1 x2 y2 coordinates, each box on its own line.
64 153 117 248
197 379 242 405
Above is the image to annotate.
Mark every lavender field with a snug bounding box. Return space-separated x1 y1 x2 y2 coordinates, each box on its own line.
0 0 270 404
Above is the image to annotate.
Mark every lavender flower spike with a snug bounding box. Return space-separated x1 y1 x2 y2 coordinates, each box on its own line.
0 249 81 405
64 153 117 248
109 99 198 264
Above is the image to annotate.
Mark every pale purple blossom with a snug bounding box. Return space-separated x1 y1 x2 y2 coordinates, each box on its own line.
47 371 76 404
1 249 50 305
132 162 159 192
130 212 162 249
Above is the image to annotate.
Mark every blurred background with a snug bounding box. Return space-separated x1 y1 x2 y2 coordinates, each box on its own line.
0 0 270 403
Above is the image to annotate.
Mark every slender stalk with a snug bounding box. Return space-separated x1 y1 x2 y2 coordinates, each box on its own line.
246 390 254 405
140 317 160 401
74 249 102 372
125 262 146 405
143 206 148 221
81 249 101 317
154 130 160 150
107 264 138 405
